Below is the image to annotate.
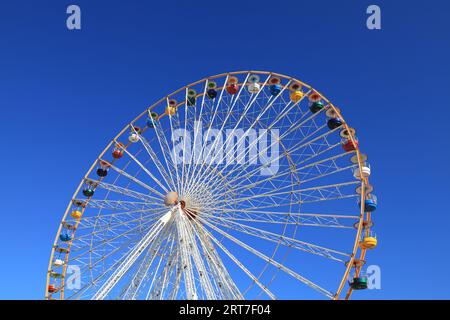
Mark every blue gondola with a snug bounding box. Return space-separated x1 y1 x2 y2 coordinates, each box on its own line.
207 89 217 99
96 168 107 177
59 233 71 242
187 97 196 106
146 112 158 128
309 101 324 113
82 187 94 197
359 198 377 212
269 84 282 96
327 118 343 130
349 276 368 290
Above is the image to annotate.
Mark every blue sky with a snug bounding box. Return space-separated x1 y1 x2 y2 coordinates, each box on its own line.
0 0 449 299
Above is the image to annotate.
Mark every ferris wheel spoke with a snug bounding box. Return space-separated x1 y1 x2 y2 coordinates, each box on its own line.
167 104 183 193
206 121 338 193
215 162 357 202
179 86 213 198
184 73 260 191
156 243 183 299
296 151 355 173
193 221 243 299
299 164 356 185
68 220 156 262
67 248 139 300
183 74 244 194
120 223 176 299
226 122 331 185
91 209 176 300
62 226 152 300
278 105 329 141
145 236 179 299
75 207 165 230
150 114 180 191
296 142 345 167
142 248 173 299
189 88 304 192
211 141 346 196
70 235 139 279
145 234 179 300
69 208 164 255
132 125 177 191
71 213 162 244
216 197 339 213
185 74 288 195
186 73 269 183
200 212 350 262
105 161 166 198
181 79 214 196
199 207 358 229
179 211 219 299
148 246 181 299
191 223 243 299
190 217 276 300
197 214 334 299
85 179 164 203
77 199 165 211
179 88 190 196
215 181 359 207
115 142 169 195
119 249 159 300
176 208 200 299
219 194 358 211
73 222 156 251
168 267 183 300
199 99 327 188
208 167 294 200
136 231 179 300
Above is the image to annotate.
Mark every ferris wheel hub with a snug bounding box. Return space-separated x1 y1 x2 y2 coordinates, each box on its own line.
178 198 200 220
164 191 179 206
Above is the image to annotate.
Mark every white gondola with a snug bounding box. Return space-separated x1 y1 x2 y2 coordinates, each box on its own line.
53 259 64 267
248 82 261 93
353 163 371 179
128 133 140 143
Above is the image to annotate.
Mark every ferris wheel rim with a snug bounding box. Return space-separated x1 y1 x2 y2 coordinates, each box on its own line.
45 70 372 300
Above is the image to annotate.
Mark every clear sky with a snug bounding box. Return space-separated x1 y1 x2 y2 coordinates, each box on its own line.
0 0 449 299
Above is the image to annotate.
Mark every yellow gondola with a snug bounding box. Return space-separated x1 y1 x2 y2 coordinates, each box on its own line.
166 106 176 116
290 90 304 102
360 235 377 249
70 210 82 220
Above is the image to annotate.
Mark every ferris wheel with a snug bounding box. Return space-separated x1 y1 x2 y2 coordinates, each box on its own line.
45 71 378 300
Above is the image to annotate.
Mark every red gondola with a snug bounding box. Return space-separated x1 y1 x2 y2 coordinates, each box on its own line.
112 143 125 159
342 139 358 152
226 83 238 95
112 149 124 159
